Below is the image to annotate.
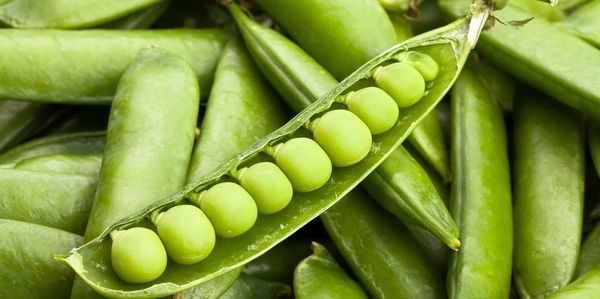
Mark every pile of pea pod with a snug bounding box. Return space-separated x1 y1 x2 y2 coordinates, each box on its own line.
1 0 600 298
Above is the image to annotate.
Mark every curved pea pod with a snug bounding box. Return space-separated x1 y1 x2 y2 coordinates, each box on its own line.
253 0 396 80
100 1 171 30
448 67 512 299
322 189 445 298
0 168 96 234
0 131 105 167
545 264 600 299
468 56 515 112
0 28 229 104
513 90 585 298
439 0 600 121
176 268 242 299
14 153 102 176
293 242 367 299
576 223 600 278
59 4 490 297
218 274 291 299
0 100 53 153
406 111 450 182
0 0 165 28
363 145 458 249
0 219 82 299
558 0 600 49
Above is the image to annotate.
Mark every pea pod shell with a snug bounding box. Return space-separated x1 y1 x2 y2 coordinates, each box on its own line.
0 168 96 234
558 0 600 48
576 222 600 278
545 264 600 299
439 1 600 120
60 8 486 297
0 0 165 28
0 219 82 299
14 153 102 176
513 91 585 298
0 100 52 153
448 67 512 299
176 268 243 299
406 111 450 182
219 274 291 299
100 1 171 30
0 28 229 104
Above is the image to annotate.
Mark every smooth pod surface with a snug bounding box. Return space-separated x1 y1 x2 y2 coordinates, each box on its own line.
546 264 600 299
219 273 291 299
14 153 102 176
513 91 585 298
558 0 600 48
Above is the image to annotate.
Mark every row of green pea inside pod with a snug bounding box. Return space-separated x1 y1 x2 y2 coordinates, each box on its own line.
109 50 440 284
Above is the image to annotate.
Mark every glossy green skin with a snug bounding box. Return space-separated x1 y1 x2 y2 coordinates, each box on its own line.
0 168 96 234
448 67 512 299
406 111 449 182
0 28 228 104
0 100 51 153
343 87 399 135
294 242 367 299
576 222 600 278
0 219 82 299
239 162 293 215
363 145 459 250
111 227 167 284
469 57 515 112
219 273 291 299
373 62 425 108
440 1 600 120
0 131 105 167
322 189 445 299
198 182 258 238
274 138 332 192
394 51 440 81
0 0 163 28
187 38 290 182
388 12 413 42
312 110 372 167
84 48 198 240
513 92 585 298
253 0 396 80
14 153 102 176
156 205 215 265
559 0 600 48
546 264 600 299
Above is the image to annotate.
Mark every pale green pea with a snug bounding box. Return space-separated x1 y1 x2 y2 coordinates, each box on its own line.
271 137 332 192
311 109 372 167
372 62 425 108
155 205 215 265
198 182 257 238
393 51 439 81
341 87 399 135
110 227 167 284
238 162 293 215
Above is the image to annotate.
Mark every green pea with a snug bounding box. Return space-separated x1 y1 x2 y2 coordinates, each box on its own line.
311 110 372 167
393 51 439 81
110 227 167 284
372 62 425 108
155 205 215 265
238 162 293 214
272 137 332 192
198 182 258 238
341 87 399 135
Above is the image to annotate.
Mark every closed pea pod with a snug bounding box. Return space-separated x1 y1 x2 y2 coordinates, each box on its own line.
14 153 102 176
99 1 171 30
545 264 600 299
60 3 491 296
294 242 367 299
448 67 512 299
513 90 585 298
576 222 600 278
557 0 600 48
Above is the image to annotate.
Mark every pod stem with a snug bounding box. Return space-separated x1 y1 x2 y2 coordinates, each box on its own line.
306 117 321 132
188 190 207 207
336 92 353 106
149 209 163 225
109 230 124 240
231 167 248 182
263 143 283 159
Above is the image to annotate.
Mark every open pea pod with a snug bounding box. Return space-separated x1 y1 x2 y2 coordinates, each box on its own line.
58 7 489 297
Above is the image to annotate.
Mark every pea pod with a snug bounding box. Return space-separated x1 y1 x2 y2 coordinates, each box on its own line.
558 0 600 48
513 90 585 298
0 168 96 234
243 237 313 284
439 0 600 120
231 3 458 248
0 0 165 28
176 269 243 299
0 219 82 299
100 1 171 30
576 223 600 278
255 0 449 180
0 131 105 167
218 274 291 299
0 28 229 104
0 100 53 153
322 189 445 298
545 264 600 299
293 242 367 299
14 153 102 176
448 66 512 299
59 4 490 297
509 0 565 21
